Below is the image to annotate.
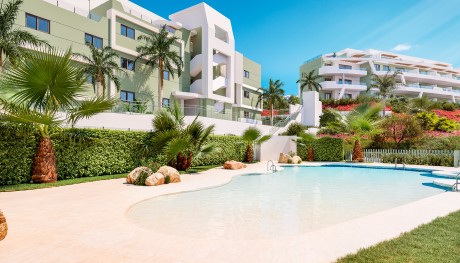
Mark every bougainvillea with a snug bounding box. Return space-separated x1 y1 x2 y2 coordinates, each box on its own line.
432 109 460 122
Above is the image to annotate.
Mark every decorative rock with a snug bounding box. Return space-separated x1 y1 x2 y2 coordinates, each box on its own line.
223 160 247 170
278 153 292 164
292 156 302 164
157 166 181 183
126 166 153 184
145 173 165 186
0 209 7 241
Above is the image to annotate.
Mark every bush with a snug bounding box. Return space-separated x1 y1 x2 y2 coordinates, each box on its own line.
416 112 439 131
133 170 151 186
389 97 410 113
319 109 340 127
297 137 344 161
382 153 453 167
280 122 307 136
441 102 458 111
413 136 460 150
436 117 458 132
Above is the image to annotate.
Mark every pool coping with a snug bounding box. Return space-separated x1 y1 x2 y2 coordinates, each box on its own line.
1 162 460 263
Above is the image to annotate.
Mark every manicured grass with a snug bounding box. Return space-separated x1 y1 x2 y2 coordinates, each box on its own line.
0 174 127 192
336 210 460 263
180 164 222 174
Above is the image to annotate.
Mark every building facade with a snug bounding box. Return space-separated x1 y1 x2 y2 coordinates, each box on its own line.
300 48 460 102
12 0 262 123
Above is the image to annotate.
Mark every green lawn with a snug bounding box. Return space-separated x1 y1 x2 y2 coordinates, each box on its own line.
336 210 460 263
180 164 222 174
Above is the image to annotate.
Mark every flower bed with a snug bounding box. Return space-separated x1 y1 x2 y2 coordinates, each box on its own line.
432 110 460 122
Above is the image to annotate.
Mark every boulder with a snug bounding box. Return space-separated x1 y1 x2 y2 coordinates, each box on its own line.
145 173 165 186
292 156 302 164
157 166 181 183
278 153 292 164
223 160 247 170
0 209 7 241
126 166 153 184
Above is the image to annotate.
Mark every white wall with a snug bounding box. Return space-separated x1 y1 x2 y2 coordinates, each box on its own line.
301 91 322 127
255 136 297 161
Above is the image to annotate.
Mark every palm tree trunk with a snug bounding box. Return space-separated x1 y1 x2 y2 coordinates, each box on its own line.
270 101 274 126
308 144 314 161
382 97 386 117
96 81 102 97
352 139 364 162
158 61 164 110
176 152 193 171
0 49 4 74
246 144 253 163
31 136 58 183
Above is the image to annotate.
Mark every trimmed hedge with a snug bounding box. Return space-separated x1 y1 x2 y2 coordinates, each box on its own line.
0 126 246 186
298 137 344 161
382 153 453 167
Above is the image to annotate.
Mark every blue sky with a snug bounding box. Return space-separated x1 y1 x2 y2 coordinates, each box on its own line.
131 0 460 95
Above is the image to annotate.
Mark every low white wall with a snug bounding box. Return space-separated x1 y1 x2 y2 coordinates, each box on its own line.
256 136 297 161
70 112 272 135
301 91 322 127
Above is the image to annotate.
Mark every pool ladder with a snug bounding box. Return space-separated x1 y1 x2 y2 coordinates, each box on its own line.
452 173 460 192
267 160 277 172
394 159 406 169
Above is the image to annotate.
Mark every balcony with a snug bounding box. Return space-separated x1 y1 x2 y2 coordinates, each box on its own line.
319 66 367 77
320 81 368 91
376 69 460 86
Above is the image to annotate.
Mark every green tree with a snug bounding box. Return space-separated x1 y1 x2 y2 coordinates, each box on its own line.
287 95 301 105
368 71 401 116
328 103 382 162
76 43 125 97
151 100 215 171
0 48 116 183
380 113 423 147
241 127 271 162
258 78 285 126
411 96 435 112
136 26 183 110
296 70 322 93
0 0 49 71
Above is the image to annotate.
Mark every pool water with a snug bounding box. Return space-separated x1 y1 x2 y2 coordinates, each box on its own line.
126 166 445 240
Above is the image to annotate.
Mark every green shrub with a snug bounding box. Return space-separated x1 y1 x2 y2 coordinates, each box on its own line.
413 136 460 150
416 112 439 131
441 102 458 111
436 117 458 132
382 153 453 167
319 109 340 127
280 122 307 136
133 170 151 186
297 137 344 161
389 97 410 113
164 175 171 184
191 135 246 166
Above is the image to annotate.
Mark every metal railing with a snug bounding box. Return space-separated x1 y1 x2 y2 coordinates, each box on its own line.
268 106 303 135
358 149 454 163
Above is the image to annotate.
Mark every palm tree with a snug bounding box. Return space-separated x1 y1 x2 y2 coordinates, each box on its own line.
151 100 215 171
327 103 382 162
136 26 183 110
367 71 401 116
258 78 285 126
0 0 49 71
241 127 271 163
296 70 322 93
0 48 116 183
76 43 125 97
410 95 434 112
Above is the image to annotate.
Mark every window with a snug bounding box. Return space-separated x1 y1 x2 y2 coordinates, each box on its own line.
243 111 250 118
244 70 250 78
162 98 170 108
338 79 352 84
338 64 352 70
243 90 250 98
120 90 135 102
121 24 135 39
165 26 176 34
324 93 332 100
383 65 390 72
120 58 135 71
344 93 352 99
163 70 170 80
375 64 381 71
85 33 103 49
26 13 50 33
324 78 332 81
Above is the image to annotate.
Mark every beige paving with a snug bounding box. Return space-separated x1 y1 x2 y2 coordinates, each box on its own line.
1 162 460 263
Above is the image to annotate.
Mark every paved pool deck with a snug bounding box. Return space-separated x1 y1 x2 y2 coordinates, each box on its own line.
1 162 460 263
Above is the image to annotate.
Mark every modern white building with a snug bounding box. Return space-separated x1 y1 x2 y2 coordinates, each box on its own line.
300 48 460 102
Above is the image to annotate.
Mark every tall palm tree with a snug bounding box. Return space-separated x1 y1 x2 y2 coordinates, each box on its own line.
136 26 183 110
258 78 285 126
367 71 401 116
0 48 116 183
327 103 382 162
0 0 49 71
76 43 125 97
296 70 322 93
241 127 271 162
151 100 215 171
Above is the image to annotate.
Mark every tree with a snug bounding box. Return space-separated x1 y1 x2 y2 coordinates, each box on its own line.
0 48 116 183
410 96 435 112
258 78 285 126
136 26 183 110
327 103 382 162
76 43 125 97
151 100 215 171
296 70 322 93
287 95 300 105
380 113 423 147
241 127 271 162
368 71 401 116
0 0 49 71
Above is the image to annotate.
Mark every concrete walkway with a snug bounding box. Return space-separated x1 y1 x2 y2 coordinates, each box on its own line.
1 162 460 263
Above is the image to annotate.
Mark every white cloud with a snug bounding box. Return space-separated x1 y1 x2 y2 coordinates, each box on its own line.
392 44 412 52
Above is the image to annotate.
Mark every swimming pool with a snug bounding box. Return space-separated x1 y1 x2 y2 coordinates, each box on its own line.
126 166 445 240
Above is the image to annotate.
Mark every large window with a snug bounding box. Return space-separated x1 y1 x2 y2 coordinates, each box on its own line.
243 111 250 118
383 65 390 72
338 64 352 70
324 93 332 100
244 70 250 78
120 58 135 71
121 24 135 39
85 33 103 49
163 70 170 80
26 13 50 33
120 90 135 102
243 90 250 98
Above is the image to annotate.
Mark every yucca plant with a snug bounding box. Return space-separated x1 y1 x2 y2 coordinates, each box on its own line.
241 127 271 162
0 48 116 183
151 100 215 171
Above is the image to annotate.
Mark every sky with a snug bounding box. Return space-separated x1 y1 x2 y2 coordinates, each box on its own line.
131 0 460 95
